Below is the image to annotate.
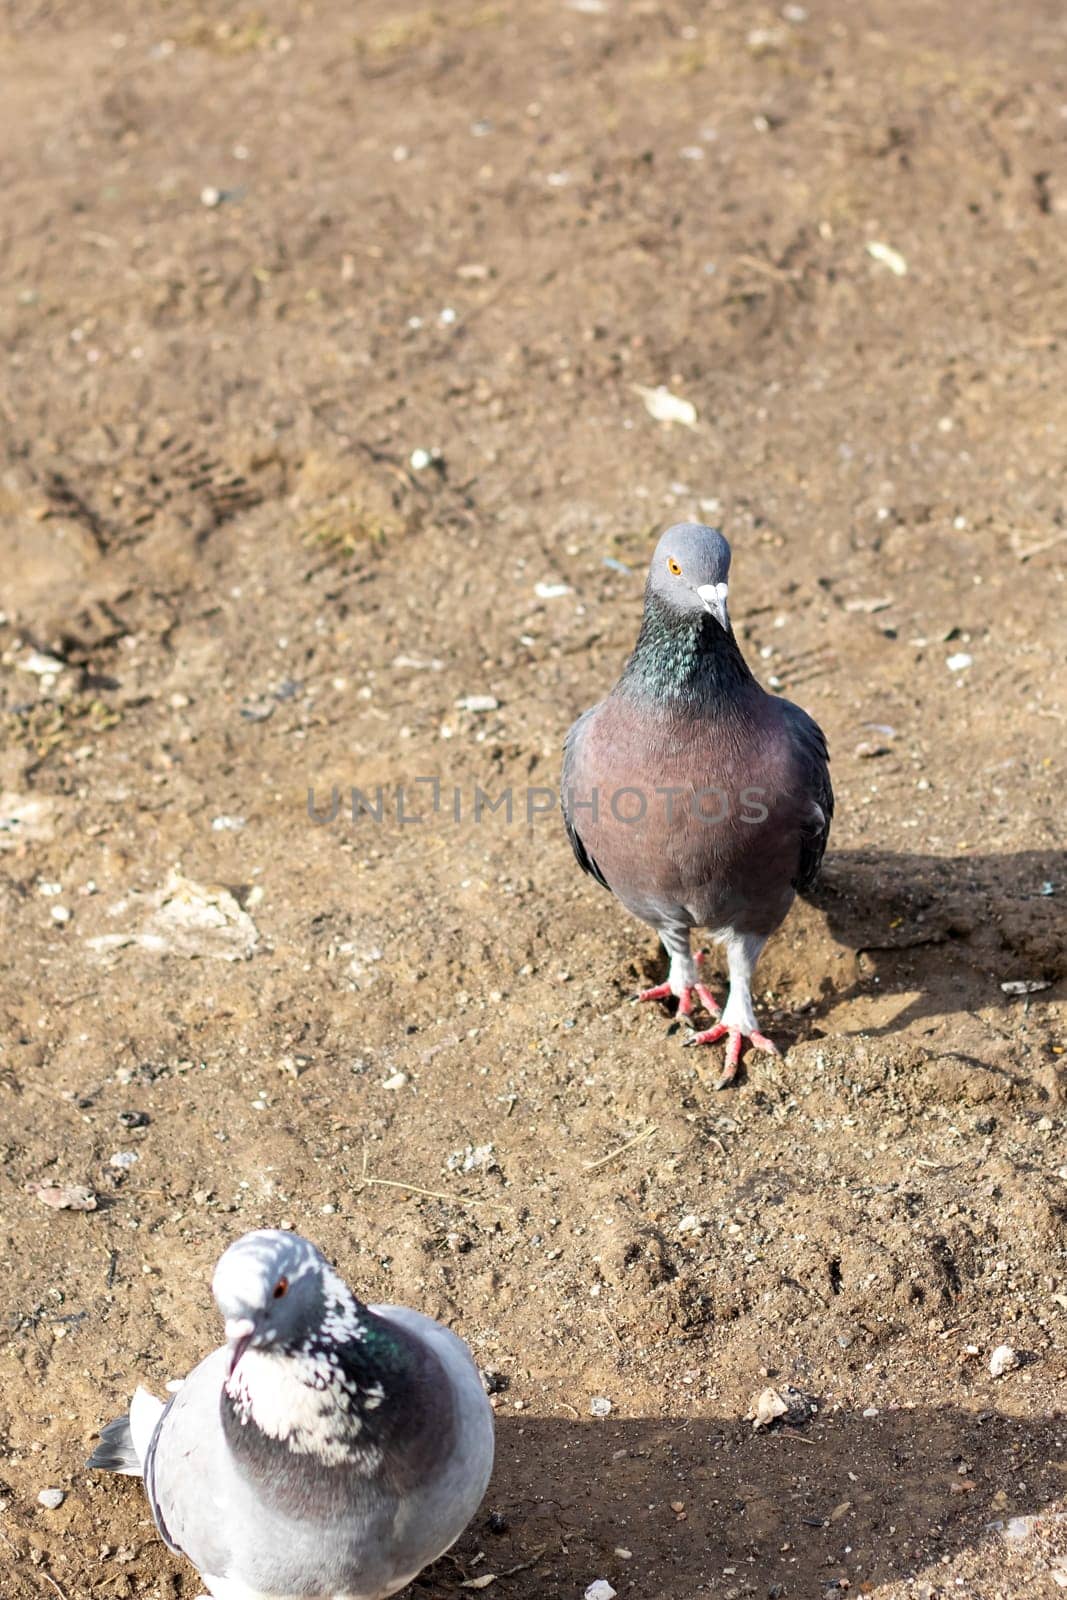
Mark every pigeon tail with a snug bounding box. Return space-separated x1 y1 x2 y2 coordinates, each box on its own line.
88 1414 141 1476
130 1386 166 1464
89 1387 165 1475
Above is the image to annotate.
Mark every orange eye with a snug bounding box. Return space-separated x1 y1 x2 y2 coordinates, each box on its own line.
668 557 682 576
273 1277 289 1299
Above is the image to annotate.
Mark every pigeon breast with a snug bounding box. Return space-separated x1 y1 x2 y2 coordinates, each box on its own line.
564 686 820 938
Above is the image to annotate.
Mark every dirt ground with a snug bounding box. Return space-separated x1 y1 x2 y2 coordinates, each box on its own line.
1 0 1065 1596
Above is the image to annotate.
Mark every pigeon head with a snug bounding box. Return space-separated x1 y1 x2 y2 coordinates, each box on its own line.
213 1230 357 1374
215 1231 435 1473
621 522 752 704
648 523 733 631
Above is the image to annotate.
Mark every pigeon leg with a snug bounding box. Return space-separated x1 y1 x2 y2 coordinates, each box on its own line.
635 929 720 1020
684 932 778 1087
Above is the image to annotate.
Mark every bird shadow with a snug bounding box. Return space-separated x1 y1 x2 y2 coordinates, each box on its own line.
796 848 1065 1037
430 1405 1064 1598
628 849 1063 1072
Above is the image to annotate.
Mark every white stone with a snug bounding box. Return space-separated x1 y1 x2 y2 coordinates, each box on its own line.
989 1344 1020 1378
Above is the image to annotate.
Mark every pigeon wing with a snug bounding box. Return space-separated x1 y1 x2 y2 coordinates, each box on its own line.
561 707 611 891
782 700 834 895
142 1348 234 1573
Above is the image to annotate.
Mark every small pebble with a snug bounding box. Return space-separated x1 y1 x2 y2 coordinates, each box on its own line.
590 1396 612 1417
989 1344 1020 1378
946 652 973 672
456 695 499 713
634 383 697 428
866 240 908 277
381 1072 408 1091
38 1488 65 1510
853 741 889 760
585 1583 617 1600
200 185 222 208
20 651 65 675
109 1151 139 1170
50 905 71 923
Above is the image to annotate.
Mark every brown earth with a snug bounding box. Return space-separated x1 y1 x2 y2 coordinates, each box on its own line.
1 1 1065 1597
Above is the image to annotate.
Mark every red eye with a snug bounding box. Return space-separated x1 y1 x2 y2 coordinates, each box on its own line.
273 1277 288 1299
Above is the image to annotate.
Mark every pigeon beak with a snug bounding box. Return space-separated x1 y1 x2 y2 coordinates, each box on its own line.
225 1317 256 1376
696 581 730 630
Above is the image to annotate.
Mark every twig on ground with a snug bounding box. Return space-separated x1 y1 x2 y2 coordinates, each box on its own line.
358 1145 491 1209
583 1124 659 1171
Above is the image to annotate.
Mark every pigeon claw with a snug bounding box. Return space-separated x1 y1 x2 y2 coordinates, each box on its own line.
682 1024 780 1088
634 981 722 1020
695 984 722 1018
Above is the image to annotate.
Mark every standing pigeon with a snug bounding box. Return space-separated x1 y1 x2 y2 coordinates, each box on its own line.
562 523 832 1086
89 1229 494 1600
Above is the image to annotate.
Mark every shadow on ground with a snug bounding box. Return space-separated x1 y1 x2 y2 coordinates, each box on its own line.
433 1406 1063 1598
807 848 1065 1035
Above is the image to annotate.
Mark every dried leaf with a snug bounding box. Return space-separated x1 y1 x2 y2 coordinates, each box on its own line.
745 1383 817 1430
31 1182 97 1211
747 1387 789 1428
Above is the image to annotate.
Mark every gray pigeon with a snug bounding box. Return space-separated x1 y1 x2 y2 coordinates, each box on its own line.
562 523 832 1086
89 1229 494 1600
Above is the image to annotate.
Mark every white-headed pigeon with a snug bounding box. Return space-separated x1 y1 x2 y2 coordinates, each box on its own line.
89 1229 494 1599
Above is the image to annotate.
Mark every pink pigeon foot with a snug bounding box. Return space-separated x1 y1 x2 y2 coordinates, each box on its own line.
635 970 721 1021
682 1024 779 1089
